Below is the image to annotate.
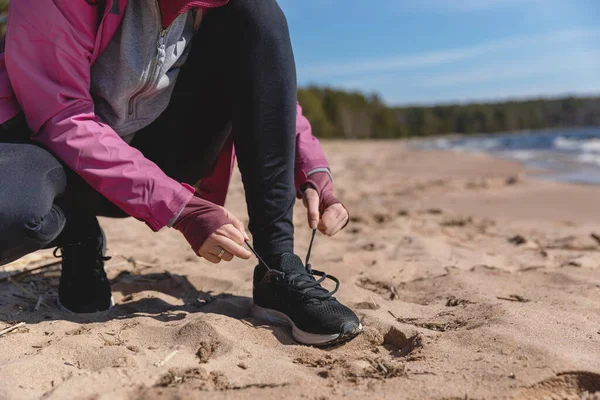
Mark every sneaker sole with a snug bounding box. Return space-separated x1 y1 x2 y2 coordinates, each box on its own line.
251 304 363 346
56 296 114 315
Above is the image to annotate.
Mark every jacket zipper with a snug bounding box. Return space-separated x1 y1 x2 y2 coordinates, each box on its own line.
127 2 168 116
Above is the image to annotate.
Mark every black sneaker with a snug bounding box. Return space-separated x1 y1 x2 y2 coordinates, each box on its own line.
54 217 113 314
252 252 363 346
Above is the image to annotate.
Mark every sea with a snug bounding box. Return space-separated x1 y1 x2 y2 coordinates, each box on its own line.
414 127 600 185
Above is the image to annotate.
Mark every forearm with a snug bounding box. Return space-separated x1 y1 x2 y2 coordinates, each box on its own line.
34 107 193 231
294 102 331 194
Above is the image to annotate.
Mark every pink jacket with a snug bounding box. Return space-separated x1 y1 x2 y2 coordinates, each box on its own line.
0 0 329 231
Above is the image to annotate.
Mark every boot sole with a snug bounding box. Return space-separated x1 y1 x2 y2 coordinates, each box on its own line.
251 304 363 346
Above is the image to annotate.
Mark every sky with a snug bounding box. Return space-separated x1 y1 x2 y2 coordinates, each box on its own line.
277 0 600 106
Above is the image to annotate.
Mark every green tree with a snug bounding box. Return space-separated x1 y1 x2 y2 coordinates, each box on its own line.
297 89 332 138
0 0 7 35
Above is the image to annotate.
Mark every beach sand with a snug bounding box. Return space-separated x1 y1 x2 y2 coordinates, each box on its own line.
1 140 599 400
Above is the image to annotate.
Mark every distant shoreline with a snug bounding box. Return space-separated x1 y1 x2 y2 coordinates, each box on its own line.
407 126 600 186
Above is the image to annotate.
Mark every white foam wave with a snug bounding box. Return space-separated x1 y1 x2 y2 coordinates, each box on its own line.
505 150 537 161
553 136 580 150
433 138 453 149
450 138 501 152
577 153 600 166
470 138 501 150
554 136 600 153
582 141 600 153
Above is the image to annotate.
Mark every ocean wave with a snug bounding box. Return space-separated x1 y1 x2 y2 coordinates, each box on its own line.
416 129 600 184
577 153 600 166
553 136 600 153
503 150 537 161
432 138 453 149
450 138 502 152
468 138 502 150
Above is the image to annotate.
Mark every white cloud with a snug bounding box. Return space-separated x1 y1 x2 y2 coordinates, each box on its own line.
423 52 600 87
388 82 600 106
299 48 481 79
390 0 550 13
298 28 600 80
322 46 600 105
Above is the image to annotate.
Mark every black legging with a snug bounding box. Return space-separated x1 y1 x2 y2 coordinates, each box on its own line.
0 0 297 265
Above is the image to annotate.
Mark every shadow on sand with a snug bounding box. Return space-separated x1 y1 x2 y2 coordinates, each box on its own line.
0 270 300 346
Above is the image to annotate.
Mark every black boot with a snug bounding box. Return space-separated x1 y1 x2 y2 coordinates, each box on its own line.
54 215 112 313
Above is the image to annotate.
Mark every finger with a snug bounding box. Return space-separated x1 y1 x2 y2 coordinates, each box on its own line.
319 204 342 229
202 252 222 264
215 235 252 259
318 216 336 236
210 246 234 262
320 206 339 226
318 217 326 233
221 251 234 262
221 224 246 246
304 189 320 229
327 214 348 236
320 205 347 236
226 213 250 241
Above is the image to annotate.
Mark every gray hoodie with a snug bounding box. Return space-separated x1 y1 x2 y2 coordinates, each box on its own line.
90 0 200 144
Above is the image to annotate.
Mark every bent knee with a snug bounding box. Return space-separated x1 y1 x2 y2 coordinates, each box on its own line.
0 144 66 191
229 0 291 42
0 143 62 170
0 203 65 246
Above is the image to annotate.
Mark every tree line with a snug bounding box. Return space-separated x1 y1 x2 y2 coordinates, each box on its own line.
298 87 600 138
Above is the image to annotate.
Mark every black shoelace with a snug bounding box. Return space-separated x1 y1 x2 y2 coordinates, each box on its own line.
245 229 340 301
53 241 111 271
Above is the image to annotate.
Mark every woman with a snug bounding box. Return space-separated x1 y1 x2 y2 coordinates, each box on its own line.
0 0 362 346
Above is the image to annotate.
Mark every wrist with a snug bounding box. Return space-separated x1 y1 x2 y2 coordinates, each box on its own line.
303 171 332 194
173 195 231 254
304 171 343 214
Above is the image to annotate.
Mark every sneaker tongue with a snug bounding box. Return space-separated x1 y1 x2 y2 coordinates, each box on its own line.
277 253 330 301
277 253 307 274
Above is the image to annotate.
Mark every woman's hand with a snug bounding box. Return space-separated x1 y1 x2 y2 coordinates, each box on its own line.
301 171 349 236
196 209 252 263
303 188 349 236
173 196 252 263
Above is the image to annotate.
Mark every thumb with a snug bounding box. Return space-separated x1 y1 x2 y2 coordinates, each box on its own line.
303 188 320 230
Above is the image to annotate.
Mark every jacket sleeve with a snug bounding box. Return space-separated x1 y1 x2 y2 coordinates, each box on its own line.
294 102 332 195
4 0 193 231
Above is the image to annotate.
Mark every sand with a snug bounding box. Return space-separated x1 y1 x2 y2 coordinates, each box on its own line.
1 140 599 400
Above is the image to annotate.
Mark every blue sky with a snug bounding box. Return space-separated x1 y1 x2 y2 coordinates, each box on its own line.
278 0 600 105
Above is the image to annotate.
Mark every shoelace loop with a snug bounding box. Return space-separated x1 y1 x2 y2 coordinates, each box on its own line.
245 229 339 301
53 243 112 264
285 268 340 301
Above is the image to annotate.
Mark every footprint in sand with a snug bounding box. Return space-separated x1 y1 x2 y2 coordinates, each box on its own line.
356 277 398 300
351 301 381 310
381 326 423 358
292 324 421 383
389 302 497 333
153 367 229 390
517 371 600 400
